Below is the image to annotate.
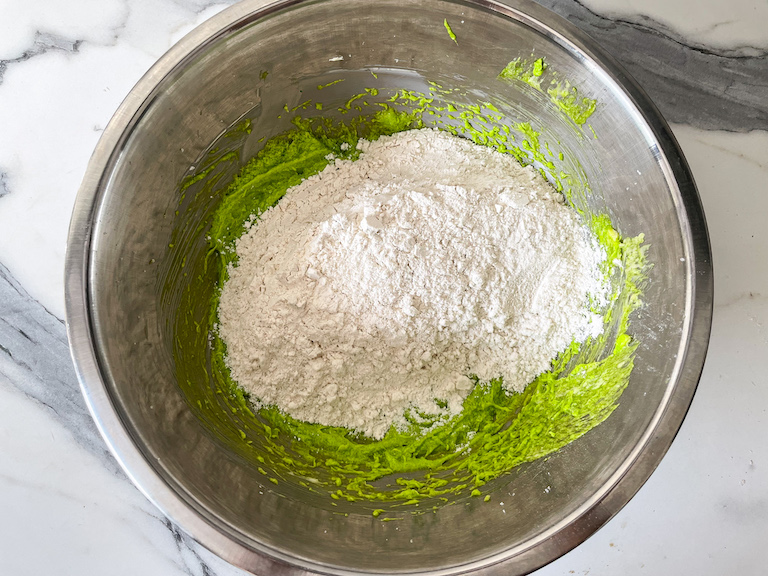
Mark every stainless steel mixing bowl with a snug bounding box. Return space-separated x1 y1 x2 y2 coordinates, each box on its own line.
65 0 713 574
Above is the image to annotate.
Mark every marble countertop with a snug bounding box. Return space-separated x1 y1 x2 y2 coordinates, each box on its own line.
1 0 766 574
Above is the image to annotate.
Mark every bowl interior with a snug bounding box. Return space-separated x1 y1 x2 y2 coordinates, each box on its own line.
85 0 693 573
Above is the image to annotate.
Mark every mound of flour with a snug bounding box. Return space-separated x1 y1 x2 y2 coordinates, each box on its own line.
218 128 607 439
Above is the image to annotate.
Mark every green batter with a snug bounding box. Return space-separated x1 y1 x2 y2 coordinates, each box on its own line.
171 69 647 513
499 56 597 125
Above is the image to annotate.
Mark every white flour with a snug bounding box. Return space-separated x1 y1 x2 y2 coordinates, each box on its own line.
218 128 607 439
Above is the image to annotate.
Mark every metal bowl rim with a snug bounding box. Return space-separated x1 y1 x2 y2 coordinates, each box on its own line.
64 0 714 574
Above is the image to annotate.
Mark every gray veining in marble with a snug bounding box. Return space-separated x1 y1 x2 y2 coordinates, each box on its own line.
0 172 9 198
0 32 83 85
538 0 768 132
0 0 240 88
0 263 122 475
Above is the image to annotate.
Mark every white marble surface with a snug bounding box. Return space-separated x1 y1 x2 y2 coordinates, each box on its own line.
0 0 766 574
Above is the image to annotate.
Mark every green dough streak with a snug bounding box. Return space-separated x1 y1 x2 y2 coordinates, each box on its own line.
499 56 597 126
172 82 647 508
444 19 459 45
